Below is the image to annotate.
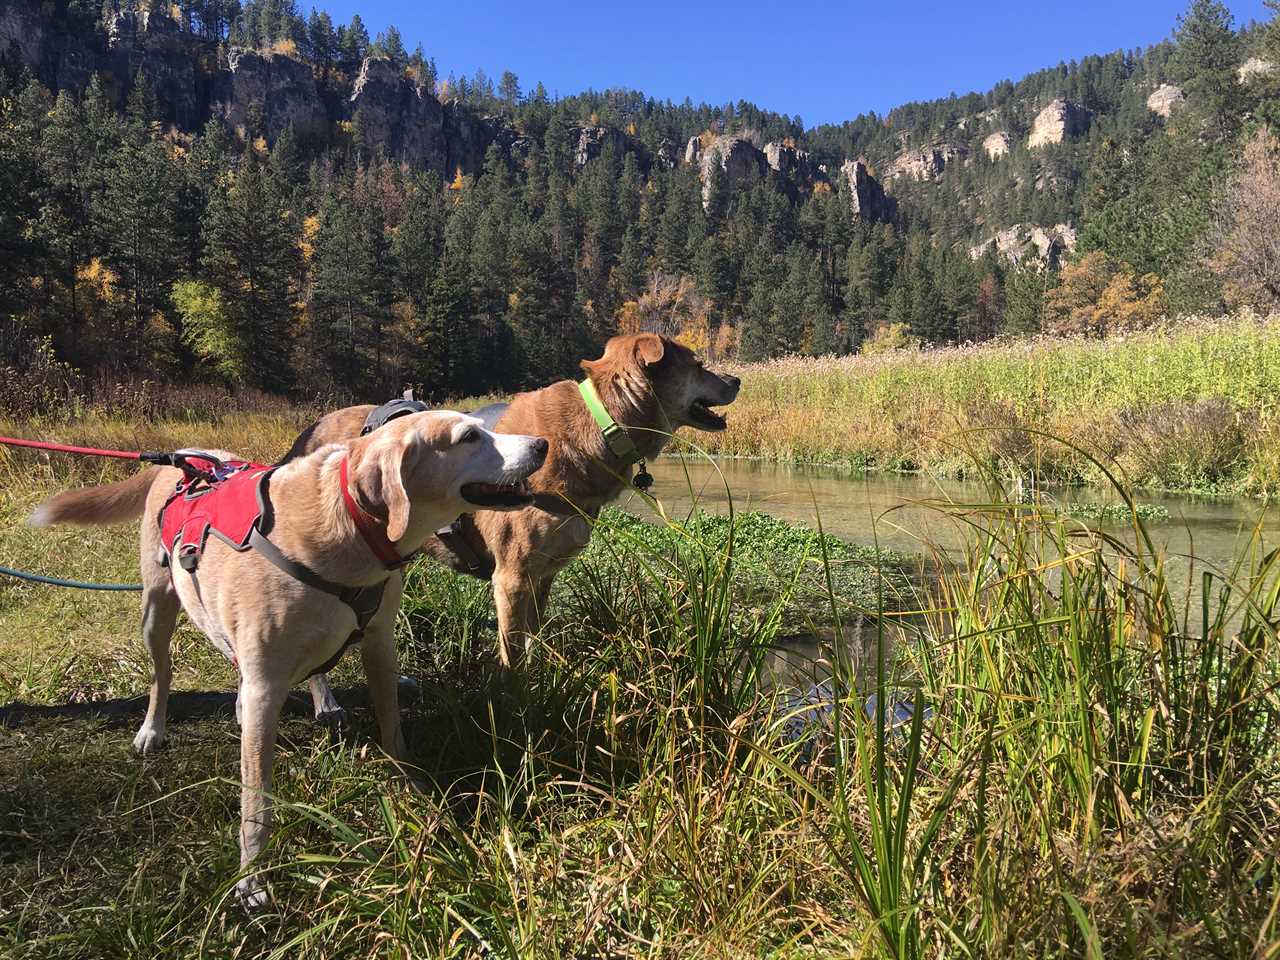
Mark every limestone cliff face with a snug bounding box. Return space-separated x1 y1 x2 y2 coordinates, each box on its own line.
1238 58 1275 83
840 158 896 222
969 223 1077 266
348 56 445 171
685 134 768 207
220 47 326 142
885 142 967 181
1028 99 1091 149
1146 83 1184 118
983 132 1010 160
764 140 816 180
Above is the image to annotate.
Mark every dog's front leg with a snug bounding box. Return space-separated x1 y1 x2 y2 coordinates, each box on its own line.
235 675 288 910
360 623 409 765
493 568 535 669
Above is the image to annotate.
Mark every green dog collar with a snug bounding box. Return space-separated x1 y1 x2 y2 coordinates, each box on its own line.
578 378 641 465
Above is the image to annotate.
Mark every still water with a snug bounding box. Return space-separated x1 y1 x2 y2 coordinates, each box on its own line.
616 457 1280 681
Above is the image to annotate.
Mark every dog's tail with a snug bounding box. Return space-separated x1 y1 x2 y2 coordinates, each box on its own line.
29 467 163 528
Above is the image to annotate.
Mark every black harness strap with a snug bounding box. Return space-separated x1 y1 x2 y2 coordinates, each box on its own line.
248 528 387 677
361 390 431 436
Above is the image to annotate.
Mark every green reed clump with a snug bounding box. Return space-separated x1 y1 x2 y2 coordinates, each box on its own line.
4 441 1279 958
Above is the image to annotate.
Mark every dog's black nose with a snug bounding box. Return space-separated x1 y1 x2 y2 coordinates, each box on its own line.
726 375 741 390
532 437 549 455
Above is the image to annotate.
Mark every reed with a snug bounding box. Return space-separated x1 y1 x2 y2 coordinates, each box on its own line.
1 427 1277 957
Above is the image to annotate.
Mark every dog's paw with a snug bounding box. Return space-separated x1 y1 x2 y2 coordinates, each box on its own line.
131 723 166 755
236 878 270 912
315 707 348 737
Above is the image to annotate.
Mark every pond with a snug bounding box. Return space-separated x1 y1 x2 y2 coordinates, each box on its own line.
616 457 1280 683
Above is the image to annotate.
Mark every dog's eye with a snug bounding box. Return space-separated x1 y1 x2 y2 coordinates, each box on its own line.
458 428 480 445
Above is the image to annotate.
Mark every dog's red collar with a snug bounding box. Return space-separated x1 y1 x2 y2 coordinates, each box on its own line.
339 454 408 569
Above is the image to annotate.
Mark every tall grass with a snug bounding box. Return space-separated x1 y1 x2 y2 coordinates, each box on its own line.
710 312 1280 496
2 427 1279 956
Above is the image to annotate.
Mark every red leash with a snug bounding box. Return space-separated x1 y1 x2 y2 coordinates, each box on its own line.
0 435 145 460
0 436 219 479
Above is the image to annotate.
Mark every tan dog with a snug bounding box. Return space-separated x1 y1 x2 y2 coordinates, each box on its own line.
30 412 548 907
285 333 740 674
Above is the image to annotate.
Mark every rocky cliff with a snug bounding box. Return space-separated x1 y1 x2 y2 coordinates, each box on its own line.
0 0 510 177
1146 83 1184 118
884 142 967 181
840 158 896 222
1027 99 1092 149
969 223 1078 266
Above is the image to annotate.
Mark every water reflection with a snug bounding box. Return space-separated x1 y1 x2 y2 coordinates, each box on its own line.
615 457 1278 683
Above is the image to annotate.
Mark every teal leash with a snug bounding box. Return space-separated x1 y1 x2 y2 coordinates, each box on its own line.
0 565 142 591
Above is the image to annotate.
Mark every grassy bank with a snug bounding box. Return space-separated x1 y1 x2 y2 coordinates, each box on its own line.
2 421 1279 956
708 313 1280 497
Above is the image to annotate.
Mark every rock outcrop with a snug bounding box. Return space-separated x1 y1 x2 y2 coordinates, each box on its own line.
220 47 326 142
1146 83 1184 118
764 140 816 179
982 132 1011 160
1238 57 1275 83
969 223 1077 266
885 142 967 181
1028 99 1091 149
573 124 631 167
686 134 768 207
840 158 895 222
348 57 446 171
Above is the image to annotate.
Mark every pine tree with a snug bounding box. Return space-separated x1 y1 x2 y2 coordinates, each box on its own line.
96 134 182 370
1169 0 1242 139
200 149 298 390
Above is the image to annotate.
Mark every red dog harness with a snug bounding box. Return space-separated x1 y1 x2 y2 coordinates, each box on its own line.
156 453 393 677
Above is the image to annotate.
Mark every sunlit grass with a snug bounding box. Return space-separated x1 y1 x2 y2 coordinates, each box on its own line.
708 312 1280 496
1 416 1278 957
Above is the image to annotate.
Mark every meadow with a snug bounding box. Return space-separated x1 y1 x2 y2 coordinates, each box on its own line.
709 312 1280 497
1 406 1278 958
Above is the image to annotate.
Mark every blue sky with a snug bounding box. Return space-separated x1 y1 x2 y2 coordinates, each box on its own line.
318 1 1272 127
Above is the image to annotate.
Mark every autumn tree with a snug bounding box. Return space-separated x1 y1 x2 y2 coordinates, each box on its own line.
1209 127 1280 309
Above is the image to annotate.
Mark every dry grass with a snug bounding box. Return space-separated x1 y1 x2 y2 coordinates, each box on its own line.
707 312 1280 495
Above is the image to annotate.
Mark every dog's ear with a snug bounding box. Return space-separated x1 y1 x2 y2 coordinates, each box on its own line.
634 333 665 365
353 431 415 542
381 436 413 542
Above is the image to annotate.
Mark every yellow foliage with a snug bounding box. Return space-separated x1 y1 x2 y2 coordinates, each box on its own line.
861 322 921 356
252 135 268 157
269 38 298 58
626 121 637 136
676 312 711 355
699 130 717 150
438 78 452 99
812 181 831 194
337 120 354 135
449 167 465 191
1044 251 1164 336
300 214 320 265
615 300 643 335
589 112 600 126
77 259 123 303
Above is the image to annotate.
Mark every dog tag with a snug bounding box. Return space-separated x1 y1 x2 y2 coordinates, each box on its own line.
633 460 654 493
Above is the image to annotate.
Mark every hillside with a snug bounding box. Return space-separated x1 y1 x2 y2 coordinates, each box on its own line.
1 0 1277 398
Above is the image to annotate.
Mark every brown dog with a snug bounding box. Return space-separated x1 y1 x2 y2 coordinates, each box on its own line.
31 412 548 907
285 333 740 670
